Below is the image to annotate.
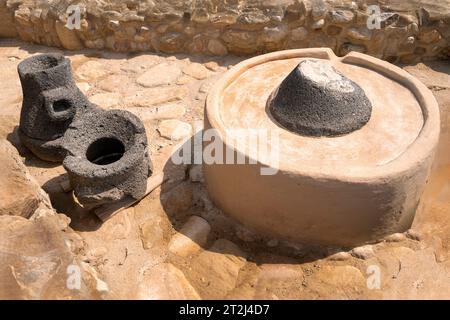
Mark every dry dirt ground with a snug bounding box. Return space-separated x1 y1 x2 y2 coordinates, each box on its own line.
0 38 449 299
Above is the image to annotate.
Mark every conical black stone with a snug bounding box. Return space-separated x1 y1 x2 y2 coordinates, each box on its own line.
268 59 372 137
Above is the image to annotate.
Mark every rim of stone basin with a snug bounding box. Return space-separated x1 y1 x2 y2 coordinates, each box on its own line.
205 48 440 182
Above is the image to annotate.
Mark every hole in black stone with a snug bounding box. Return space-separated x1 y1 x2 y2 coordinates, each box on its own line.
86 137 125 165
52 99 72 113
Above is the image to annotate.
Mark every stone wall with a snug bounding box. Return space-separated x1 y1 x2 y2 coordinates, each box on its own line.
0 0 449 63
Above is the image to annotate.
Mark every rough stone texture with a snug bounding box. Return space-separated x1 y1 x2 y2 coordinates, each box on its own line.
0 210 101 299
0 0 448 62
63 109 152 209
187 239 247 299
136 263 200 300
268 59 372 137
0 140 48 218
17 53 92 162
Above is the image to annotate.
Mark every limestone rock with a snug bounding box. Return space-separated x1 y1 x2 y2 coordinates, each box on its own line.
254 264 304 299
418 29 442 44
158 119 192 141
0 214 97 299
124 103 186 121
346 27 372 41
384 233 407 242
351 245 375 260
55 20 83 50
207 39 228 56
182 63 209 80
97 74 134 93
204 61 220 71
89 92 121 109
189 239 247 299
152 103 187 120
124 86 187 107
291 27 308 41
76 60 109 81
137 63 182 87
168 215 211 257
261 25 288 43
76 82 90 94
162 182 194 215
139 217 165 250
158 32 186 53
304 266 366 298
328 251 352 261
329 10 354 24
136 263 200 299
121 55 160 73
0 140 47 218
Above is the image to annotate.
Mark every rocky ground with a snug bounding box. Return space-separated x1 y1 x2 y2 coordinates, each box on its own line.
0 38 449 299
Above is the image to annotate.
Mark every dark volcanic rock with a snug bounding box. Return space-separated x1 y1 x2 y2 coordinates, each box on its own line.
63 109 152 209
268 59 372 137
17 53 93 161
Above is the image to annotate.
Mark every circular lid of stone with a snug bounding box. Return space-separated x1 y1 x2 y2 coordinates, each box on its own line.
206 48 440 179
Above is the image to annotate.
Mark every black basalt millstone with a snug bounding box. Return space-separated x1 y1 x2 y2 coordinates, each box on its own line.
17 53 93 161
63 109 153 209
268 59 372 137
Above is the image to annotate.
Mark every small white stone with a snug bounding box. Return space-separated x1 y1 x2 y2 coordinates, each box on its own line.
267 239 279 247
158 119 192 141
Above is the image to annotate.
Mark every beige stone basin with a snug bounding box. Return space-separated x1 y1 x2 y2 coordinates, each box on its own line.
203 48 440 246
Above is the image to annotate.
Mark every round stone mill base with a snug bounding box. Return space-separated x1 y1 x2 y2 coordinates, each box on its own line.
203 48 440 246
63 109 152 210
